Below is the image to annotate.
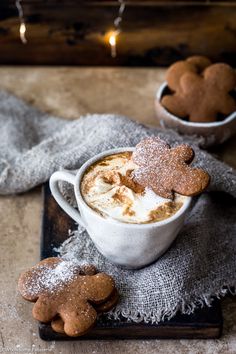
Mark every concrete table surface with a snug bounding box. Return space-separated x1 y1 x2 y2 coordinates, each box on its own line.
0 67 235 354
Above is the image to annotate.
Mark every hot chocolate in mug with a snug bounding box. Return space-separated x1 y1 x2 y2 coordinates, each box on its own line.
49 147 191 269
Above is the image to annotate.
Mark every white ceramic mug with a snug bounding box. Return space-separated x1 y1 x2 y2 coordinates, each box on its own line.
49 148 191 269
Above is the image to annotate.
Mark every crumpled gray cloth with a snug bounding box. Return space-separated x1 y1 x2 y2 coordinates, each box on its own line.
58 192 236 323
0 90 236 323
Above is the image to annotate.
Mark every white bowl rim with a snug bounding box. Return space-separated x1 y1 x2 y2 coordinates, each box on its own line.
156 82 236 128
74 147 192 229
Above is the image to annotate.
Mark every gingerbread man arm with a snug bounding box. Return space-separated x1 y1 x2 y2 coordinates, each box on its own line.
161 94 189 118
172 166 210 196
18 270 40 302
84 274 116 304
219 94 236 116
171 145 194 164
204 63 236 91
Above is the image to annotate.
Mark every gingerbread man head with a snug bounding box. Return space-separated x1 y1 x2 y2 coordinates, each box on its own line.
166 56 212 92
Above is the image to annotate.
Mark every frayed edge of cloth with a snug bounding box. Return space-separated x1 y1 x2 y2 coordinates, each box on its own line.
56 229 236 325
107 285 236 324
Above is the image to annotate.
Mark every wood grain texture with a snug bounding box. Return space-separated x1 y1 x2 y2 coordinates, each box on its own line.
0 1 236 65
40 183 223 340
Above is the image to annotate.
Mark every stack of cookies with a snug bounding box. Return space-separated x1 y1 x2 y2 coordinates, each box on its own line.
18 257 118 337
161 56 236 123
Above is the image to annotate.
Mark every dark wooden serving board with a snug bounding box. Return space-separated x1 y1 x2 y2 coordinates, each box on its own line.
39 183 223 340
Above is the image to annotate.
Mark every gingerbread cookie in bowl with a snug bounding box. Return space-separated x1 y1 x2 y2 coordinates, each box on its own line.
162 62 236 123
155 56 236 147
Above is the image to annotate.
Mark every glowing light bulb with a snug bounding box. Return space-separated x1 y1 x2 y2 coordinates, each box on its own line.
107 0 125 58
109 34 116 47
108 31 119 58
19 22 27 44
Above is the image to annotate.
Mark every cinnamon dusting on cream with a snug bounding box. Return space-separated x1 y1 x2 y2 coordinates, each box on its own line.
80 152 185 224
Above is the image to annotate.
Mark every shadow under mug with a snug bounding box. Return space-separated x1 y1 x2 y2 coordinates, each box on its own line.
49 147 192 269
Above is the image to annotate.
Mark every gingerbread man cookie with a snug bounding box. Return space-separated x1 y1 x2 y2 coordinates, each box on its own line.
162 63 236 122
18 257 118 337
166 56 212 92
132 137 210 199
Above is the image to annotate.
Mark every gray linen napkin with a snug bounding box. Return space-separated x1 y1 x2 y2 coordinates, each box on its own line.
0 90 235 323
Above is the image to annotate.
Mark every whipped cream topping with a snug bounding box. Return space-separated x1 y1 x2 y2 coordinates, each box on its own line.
80 152 184 224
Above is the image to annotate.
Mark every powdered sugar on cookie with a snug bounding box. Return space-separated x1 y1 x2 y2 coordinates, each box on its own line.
132 137 210 199
18 257 118 337
19 258 94 297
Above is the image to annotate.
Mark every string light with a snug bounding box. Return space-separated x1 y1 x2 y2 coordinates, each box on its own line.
108 0 126 58
15 0 27 44
109 30 119 58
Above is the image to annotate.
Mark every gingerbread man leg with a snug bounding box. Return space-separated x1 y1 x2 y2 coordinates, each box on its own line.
59 302 97 337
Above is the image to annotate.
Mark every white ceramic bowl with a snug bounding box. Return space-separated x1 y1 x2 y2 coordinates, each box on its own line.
50 147 192 269
155 82 236 148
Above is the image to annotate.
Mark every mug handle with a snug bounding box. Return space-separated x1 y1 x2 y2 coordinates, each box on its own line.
49 170 85 227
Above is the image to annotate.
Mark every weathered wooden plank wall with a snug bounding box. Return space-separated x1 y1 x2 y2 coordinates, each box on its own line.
0 1 236 66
